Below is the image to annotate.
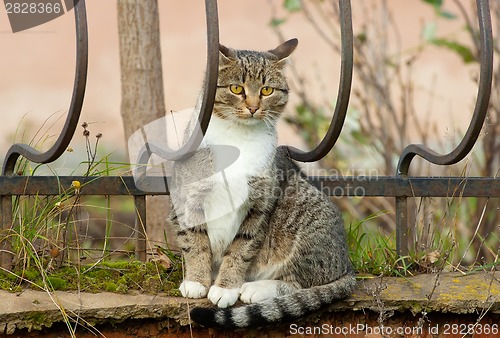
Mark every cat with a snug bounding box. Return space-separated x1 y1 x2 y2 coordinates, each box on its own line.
168 38 355 329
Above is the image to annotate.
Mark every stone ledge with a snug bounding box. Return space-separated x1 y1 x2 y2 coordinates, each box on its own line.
0 271 498 335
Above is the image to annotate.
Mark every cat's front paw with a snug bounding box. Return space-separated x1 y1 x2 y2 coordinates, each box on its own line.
239 280 279 303
207 285 239 308
179 280 208 298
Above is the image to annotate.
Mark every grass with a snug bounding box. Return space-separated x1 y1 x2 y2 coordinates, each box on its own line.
346 199 500 277
1 120 186 337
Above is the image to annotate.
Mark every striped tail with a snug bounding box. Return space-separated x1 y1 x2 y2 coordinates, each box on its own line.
189 274 356 329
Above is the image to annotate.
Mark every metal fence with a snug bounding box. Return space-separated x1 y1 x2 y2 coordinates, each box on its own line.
1 0 499 270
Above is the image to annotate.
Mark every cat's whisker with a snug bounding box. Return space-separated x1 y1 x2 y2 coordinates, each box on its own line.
264 116 275 128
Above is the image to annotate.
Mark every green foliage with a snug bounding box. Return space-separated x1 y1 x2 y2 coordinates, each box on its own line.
284 103 330 148
430 38 475 63
270 18 287 27
284 0 302 12
2 121 184 300
420 0 474 63
422 0 456 19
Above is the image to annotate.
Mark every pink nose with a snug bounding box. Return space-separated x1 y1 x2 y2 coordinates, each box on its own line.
247 106 258 114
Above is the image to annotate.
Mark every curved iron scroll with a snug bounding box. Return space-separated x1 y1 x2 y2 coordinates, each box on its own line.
139 0 219 163
2 0 88 175
279 0 353 162
396 0 493 177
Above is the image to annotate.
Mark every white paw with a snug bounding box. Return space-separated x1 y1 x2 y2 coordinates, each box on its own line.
208 285 239 308
239 280 279 304
179 280 208 298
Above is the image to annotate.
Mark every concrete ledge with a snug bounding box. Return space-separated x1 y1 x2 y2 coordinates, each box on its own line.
338 271 500 315
0 272 498 335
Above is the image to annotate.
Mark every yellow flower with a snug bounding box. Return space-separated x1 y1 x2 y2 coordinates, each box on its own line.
72 180 81 194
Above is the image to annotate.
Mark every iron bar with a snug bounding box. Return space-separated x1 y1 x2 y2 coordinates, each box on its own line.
2 0 88 175
134 195 147 261
137 0 219 163
0 196 12 269
395 197 408 257
279 0 353 162
0 175 498 197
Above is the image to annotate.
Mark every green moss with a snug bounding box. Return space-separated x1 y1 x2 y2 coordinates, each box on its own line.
22 268 40 281
0 259 184 296
47 276 67 290
102 260 133 270
104 282 118 292
4 270 18 282
25 312 48 326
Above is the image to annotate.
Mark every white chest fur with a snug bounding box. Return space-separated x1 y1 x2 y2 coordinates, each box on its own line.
201 117 276 270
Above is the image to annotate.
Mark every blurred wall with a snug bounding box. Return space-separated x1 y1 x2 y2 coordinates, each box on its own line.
0 0 476 166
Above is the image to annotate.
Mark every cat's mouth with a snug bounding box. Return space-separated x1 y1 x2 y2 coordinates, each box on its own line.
238 112 266 123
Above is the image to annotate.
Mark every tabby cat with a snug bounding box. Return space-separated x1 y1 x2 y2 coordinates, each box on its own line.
168 38 355 329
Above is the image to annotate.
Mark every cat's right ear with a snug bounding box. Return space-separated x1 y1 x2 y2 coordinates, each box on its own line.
269 38 298 61
219 44 237 63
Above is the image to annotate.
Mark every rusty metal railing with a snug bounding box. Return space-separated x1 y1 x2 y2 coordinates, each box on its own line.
1 0 498 269
1 0 89 268
394 0 494 254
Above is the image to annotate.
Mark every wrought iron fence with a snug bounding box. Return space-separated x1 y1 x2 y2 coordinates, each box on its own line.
1 0 499 270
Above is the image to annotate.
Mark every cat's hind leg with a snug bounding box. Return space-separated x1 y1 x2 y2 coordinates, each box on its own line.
239 280 297 304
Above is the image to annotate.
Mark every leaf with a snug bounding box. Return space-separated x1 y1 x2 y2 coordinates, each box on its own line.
270 18 287 27
422 0 443 8
422 21 437 42
356 32 367 44
431 38 475 63
438 10 457 20
284 0 301 12
421 0 456 20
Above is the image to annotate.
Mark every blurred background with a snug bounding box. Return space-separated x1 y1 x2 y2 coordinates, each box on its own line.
0 0 498 273
0 0 477 160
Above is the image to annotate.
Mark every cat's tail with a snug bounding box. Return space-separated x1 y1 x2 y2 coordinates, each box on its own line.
189 274 356 329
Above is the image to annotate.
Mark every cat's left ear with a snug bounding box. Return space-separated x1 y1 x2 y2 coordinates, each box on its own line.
268 38 298 61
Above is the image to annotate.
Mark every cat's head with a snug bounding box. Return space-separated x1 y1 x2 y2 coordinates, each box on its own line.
214 39 298 126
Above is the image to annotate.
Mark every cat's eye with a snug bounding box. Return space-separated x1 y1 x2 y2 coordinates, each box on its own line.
229 85 244 95
260 86 274 96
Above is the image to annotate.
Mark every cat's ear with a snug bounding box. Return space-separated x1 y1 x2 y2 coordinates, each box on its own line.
268 38 298 61
219 44 237 63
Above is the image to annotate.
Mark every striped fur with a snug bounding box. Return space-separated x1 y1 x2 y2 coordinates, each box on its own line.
169 39 355 329
190 274 356 329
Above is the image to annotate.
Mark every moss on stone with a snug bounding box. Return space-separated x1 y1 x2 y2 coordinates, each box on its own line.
0 260 183 296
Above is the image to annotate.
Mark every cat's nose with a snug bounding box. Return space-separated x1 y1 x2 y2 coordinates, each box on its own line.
247 106 259 115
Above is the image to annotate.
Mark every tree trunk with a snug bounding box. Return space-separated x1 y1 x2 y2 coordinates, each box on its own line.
117 0 175 253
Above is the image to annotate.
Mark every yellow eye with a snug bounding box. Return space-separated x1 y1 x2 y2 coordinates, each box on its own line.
229 84 244 95
260 86 274 96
